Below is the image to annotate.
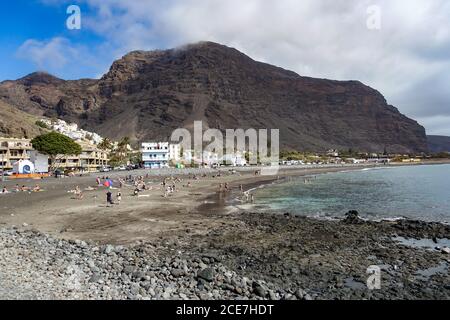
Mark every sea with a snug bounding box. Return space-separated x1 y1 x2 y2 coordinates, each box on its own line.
250 164 450 223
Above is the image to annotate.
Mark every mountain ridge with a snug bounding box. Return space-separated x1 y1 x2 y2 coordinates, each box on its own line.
0 41 428 153
427 135 450 153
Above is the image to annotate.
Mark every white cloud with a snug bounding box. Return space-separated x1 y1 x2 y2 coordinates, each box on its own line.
16 36 108 79
17 37 73 70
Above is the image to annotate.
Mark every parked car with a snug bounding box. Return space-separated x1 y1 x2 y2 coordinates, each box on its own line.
100 166 112 172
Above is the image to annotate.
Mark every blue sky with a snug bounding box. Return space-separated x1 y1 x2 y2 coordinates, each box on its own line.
0 0 449 135
0 0 106 80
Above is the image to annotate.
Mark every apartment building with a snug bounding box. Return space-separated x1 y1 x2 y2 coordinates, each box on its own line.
51 142 109 172
142 142 170 169
0 138 33 171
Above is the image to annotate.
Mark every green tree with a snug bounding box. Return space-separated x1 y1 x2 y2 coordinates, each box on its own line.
98 138 113 151
31 132 82 171
35 120 49 129
129 152 142 166
114 137 131 165
118 137 130 150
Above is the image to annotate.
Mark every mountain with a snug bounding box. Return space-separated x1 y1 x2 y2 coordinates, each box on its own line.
427 135 450 153
0 42 428 153
0 100 47 138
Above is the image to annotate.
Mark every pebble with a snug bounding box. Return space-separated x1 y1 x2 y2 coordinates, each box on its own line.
197 268 215 282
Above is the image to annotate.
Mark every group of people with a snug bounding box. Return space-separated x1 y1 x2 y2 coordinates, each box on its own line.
73 170 248 206
218 182 255 203
1 184 42 194
218 183 231 192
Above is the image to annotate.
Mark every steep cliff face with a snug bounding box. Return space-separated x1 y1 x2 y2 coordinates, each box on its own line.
0 42 428 153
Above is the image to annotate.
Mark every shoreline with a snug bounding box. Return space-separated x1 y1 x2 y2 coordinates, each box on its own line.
216 161 450 224
1 212 449 300
0 161 449 243
0 161 449 299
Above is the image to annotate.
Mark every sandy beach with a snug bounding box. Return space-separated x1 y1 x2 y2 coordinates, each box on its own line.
0 163 385 243
1 161 449 300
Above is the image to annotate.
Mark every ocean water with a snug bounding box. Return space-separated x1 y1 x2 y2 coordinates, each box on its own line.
252 164 450 223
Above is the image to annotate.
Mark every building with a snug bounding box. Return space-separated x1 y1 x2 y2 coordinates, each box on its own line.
40 118 104 145
12 159 35 174
28 151 49 173
1 137 109 173
0 138 33 171
169 144 181 163
142 142 170 169
78 142 109 172
221 153 247 166
201 151 220 167
51 142 109 172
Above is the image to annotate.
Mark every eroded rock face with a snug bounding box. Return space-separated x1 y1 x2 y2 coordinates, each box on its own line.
0 42 428 153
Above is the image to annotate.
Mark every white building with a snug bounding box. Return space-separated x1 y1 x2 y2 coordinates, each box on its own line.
200 151 220 166
182 149 194 164
12 159 35 174
41 118 105 145
169 144 181 162
179 150 220 167
221 153 247 166
28 151 49 173
142 142 170 169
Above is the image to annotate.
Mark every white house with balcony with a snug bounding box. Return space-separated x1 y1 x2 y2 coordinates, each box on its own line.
142 142 170 169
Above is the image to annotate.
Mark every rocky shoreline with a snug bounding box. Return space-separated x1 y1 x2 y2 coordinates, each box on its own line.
1 211 449 300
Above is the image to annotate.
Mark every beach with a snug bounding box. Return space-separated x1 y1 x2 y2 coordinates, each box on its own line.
0 164 387 243
1 162 449 299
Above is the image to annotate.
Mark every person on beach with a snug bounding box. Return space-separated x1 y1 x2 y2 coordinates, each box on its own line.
33 184 41 192
106 191 114 206
116 191 122 204
219 183 223 192
239 184 243 193
250 194 255 203
74 186 83 200
1 186 8 194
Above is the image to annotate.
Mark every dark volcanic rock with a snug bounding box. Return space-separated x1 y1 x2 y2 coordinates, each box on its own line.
197 268 215 282
343 210 363 225
0 42 428 153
